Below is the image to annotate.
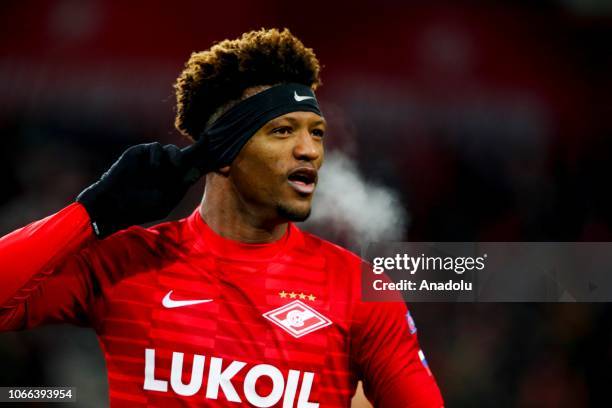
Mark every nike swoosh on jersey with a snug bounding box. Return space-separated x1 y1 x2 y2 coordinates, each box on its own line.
294 91 315 102
162 290 213 308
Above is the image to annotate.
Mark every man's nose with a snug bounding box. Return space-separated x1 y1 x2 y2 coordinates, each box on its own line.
293 129 321 161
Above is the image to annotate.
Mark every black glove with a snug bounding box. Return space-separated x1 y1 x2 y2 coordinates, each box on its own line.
76 141 207 239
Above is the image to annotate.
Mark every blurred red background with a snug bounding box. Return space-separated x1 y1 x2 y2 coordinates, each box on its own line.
1 1 611 406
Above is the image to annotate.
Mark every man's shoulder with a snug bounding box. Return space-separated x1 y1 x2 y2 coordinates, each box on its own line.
297 227 363 267
295 228 364 294
83 216 190 261
116 216 186 241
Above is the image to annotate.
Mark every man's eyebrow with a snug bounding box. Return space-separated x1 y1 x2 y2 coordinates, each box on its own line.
264 118 287 129
311 119 327 127
266 116 327 128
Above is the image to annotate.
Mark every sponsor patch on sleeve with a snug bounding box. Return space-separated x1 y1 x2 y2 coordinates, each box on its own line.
406 310 417 335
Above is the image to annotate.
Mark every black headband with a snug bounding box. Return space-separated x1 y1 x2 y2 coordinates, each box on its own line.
198 83 323 171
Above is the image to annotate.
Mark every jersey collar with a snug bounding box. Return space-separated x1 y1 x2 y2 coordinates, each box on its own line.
187 207 301 260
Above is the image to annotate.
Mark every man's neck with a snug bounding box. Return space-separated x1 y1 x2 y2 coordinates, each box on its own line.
198 186 288 244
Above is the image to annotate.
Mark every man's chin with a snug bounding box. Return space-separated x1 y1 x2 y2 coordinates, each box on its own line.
277 203 311 222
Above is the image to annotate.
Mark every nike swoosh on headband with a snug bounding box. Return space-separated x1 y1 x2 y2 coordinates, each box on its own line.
294 91 315 102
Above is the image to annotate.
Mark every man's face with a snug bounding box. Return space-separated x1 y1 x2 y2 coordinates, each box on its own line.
229 111 326 222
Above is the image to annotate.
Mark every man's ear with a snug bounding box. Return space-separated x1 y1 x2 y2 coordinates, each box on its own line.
217 165 231 176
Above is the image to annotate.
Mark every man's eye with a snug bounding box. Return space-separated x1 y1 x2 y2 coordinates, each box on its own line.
312 129 325 137
272 126 292 135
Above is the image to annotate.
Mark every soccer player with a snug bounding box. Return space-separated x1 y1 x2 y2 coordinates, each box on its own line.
0 29 443 407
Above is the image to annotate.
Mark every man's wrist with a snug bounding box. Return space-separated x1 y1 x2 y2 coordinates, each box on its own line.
76 189 119 239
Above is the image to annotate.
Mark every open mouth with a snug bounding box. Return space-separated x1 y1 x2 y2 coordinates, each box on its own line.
287 167 317 195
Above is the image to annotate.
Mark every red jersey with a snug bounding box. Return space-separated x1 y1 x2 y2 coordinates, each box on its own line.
0 203 443 407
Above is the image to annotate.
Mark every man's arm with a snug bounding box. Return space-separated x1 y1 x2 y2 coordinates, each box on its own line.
0 203 101 331
350 300 444 407
0 203 93 307
0 141 206 330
